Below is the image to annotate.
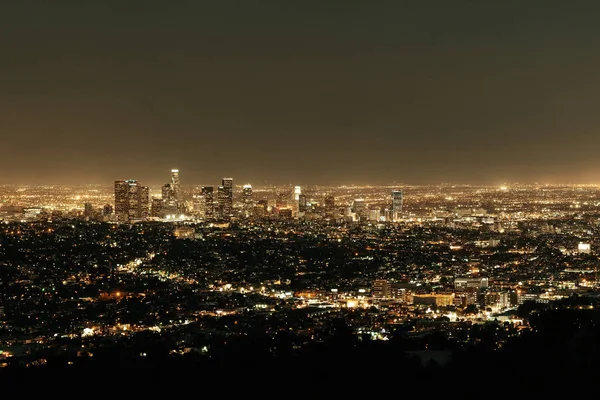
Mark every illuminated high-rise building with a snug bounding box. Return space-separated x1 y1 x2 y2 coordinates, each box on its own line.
324 195 335 210
138 185 149 219
151 197 164 218
242 184 253 217
221 178 233 216
201 186 214 218
162 183 173 202
192 194 206 218
102 204 113 216
298 194 307 212
84 203 93 218
292 186 301 214
171 169 180 200
368 208 381 221
217 186 227 217
392 189 403 222
352 198 367 221
254 199 268 217
372 280 390 298
276 192 288 208
257 199 268 212
114 179 149 222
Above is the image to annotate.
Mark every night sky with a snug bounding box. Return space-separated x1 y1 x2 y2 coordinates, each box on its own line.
2 1 600 186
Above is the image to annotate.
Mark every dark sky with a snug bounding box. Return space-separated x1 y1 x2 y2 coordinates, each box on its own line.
2 1 600 186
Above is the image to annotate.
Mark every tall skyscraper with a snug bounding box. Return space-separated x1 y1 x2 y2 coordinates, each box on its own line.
292 186 301 214
114 179 149 222
255 199 268 217
162 183 173 202
201 186 214 218
352 198 367 221
83 203 93 218
298 194 307 212
171 169 180 200
221 178 233 216
276 192 288 208
392 189 403 222
242 184 253 217
324 195 335 210
138 185 149 219
151 197 164 218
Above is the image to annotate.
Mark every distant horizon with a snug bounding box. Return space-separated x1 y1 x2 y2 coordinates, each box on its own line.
1 180 600 188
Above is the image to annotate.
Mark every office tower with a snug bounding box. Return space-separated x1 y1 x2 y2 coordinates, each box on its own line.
151 197 164 218
138 185 149 219
84 203 93 218
278 208 292 219
292 186 301 214
114 179 149 221
222 178 233 216
298 194 307 212
242 184 253 217
257 199 268 213
162 183 173 202
392 189 403 222
384 208 393 222
171 169 180 200
217 185 226 217
201 186 214 218
254 199 268 218
352 198 367 221
242 184 253 202
114 180 131 220
192 194 206 218
372 280 390 298
368 208 381 221
324 195 335 210
276 192 288 208
102 204 113 216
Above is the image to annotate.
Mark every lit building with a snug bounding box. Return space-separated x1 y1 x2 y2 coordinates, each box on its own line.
485 291 511 309
162 183 173 202
372 280 390 298
102 204 113 216
114 179 149 222
412 293 455 307
170 169 180 200
151 197 164 218
242 184 253 217
299 194 307 212
276 192 288 208
392 189 403 222
352 198 367 221
278 208 292 219
174 226 195 239
291 186 301 214
201 186 214 218
324 195 335 210
217 186 226 217
192 194 206 218
221 178 233 216
578 242 591 254
254 199 268 218
368 208 381 221
84 203 93 218
454 277 489 291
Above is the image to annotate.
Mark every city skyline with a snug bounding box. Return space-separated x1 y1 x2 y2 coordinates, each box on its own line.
3 2 600 185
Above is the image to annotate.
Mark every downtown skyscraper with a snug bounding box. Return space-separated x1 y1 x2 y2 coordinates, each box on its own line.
392 189 403 222
218 177 233 217
114 179 149 222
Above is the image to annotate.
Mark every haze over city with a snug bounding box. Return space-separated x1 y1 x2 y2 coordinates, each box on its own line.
3 1 600 185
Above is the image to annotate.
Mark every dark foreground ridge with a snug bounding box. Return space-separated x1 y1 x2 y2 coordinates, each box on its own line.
2 296 600 394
